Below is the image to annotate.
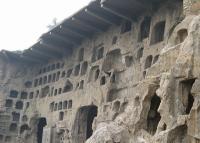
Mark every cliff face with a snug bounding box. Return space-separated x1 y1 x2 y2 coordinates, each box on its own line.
0 0 200 143
86 15 200 143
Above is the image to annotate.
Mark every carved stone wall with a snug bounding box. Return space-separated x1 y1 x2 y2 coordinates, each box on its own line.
0 0 200 143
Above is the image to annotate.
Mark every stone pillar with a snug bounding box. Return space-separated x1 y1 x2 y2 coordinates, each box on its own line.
183 0 200 15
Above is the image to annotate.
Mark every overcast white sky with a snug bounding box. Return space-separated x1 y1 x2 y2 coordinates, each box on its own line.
0 0 91 51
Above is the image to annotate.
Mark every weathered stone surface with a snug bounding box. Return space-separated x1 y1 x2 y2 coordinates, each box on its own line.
1 0 200 143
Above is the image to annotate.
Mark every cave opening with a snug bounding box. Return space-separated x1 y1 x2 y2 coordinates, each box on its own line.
139 16 151 41
147 94 161 135
86 106 97 139
186 93 194 114
144 55 153 69
151 21 165 45
180 79 195 114
37 118 47 143
73 105 98 142
176 29 188 44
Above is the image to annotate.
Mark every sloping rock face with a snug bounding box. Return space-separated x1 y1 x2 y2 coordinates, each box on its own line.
86 15 200 143
0 0 200 143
